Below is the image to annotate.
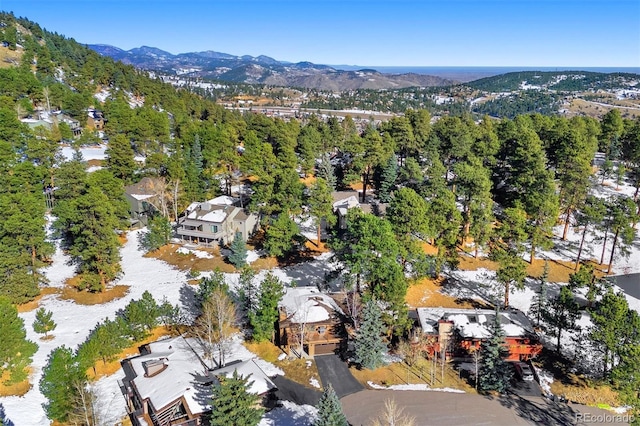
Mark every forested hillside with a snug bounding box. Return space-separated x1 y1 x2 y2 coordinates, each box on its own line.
299 70 640 119
467 71 640 92
1 11 640 425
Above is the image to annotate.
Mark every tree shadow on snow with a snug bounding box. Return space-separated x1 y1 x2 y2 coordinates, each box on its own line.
179 283 199 320
0 404 14 426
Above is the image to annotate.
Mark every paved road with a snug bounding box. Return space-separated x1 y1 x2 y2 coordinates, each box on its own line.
341 390 627 426
314 354 364 398
608 273 640 299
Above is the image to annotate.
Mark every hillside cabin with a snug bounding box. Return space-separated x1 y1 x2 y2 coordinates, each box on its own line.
277 287 346 357
416 307 542 362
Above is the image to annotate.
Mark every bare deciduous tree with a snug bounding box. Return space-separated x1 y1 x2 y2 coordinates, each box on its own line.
194 288 236 368
370 398 416 426
343 276 361 330
68 379 98 426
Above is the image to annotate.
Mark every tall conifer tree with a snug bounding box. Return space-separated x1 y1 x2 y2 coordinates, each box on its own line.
0 297 38 383
478 307 512 393
209 371 263 426
315 383 348 426
355 300 386 370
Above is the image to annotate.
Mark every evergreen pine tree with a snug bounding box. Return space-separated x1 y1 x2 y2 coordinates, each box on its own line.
249 273 284 342
196 269 229 307
377 154 398 203
263 213 301 258
543 286 580 353
32 308 57 338
308 177 337 244
237 267 258 315
314 383 348 426
105 134 137 183
138 215 172 252
80 317 130 368
209 371 263 426
40 346 89 424
478 307 512 393
123 290 160 340
55 184 122 292
529 260 549 327
192 134 204 175
316 153 336 190
0 297 38 384
354 300 386 370
589 289 632 376
228 232 248 268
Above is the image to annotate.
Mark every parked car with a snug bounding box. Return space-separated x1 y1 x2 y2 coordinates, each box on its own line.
515 362 534 381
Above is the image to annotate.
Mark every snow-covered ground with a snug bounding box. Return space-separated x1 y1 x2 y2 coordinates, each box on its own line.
0 224 311 425
295 214 319 242
367 382 465 393
59 145 107 162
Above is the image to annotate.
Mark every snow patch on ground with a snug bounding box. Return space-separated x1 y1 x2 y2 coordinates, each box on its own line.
382 352 404 364
59 145 107 162
176 246 213 259
295 214 319 242
246 250 260 264
309 378 321 389
258 400 318 426
534 366 554 397
367 382 465 393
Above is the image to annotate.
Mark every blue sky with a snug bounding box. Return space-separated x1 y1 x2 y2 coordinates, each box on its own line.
1 0 638 67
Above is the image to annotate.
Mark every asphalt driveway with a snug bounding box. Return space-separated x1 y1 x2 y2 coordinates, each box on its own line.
272 375 322 406
342 390 625 426
608 273 640 299
314 354 364 398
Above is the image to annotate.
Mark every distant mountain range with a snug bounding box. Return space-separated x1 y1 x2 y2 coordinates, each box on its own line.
88 44 456 90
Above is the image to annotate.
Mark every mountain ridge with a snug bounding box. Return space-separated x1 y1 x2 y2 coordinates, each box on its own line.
88 44 457 90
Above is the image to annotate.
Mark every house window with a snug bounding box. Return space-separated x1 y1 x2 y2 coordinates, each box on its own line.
210 225 219 233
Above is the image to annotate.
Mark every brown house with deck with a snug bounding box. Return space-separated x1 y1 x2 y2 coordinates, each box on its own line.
416 307 542 362
277 287 346 357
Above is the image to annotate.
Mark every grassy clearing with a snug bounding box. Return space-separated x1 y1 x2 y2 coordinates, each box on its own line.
17 287 60 313
86 159 103 168
533 348 622 408
405 277 490 309
149 241 282 274
277 358 321 389
60 276 129 305
300 175 317 186
567 98 640 120
550 377 621 408
0 370 32 397
148 244 236 273
250 256 279 271
244 340 284 363
350 358 475 393
0 46 21 68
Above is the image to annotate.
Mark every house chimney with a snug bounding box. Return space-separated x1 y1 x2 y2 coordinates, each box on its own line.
142 358 167 377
